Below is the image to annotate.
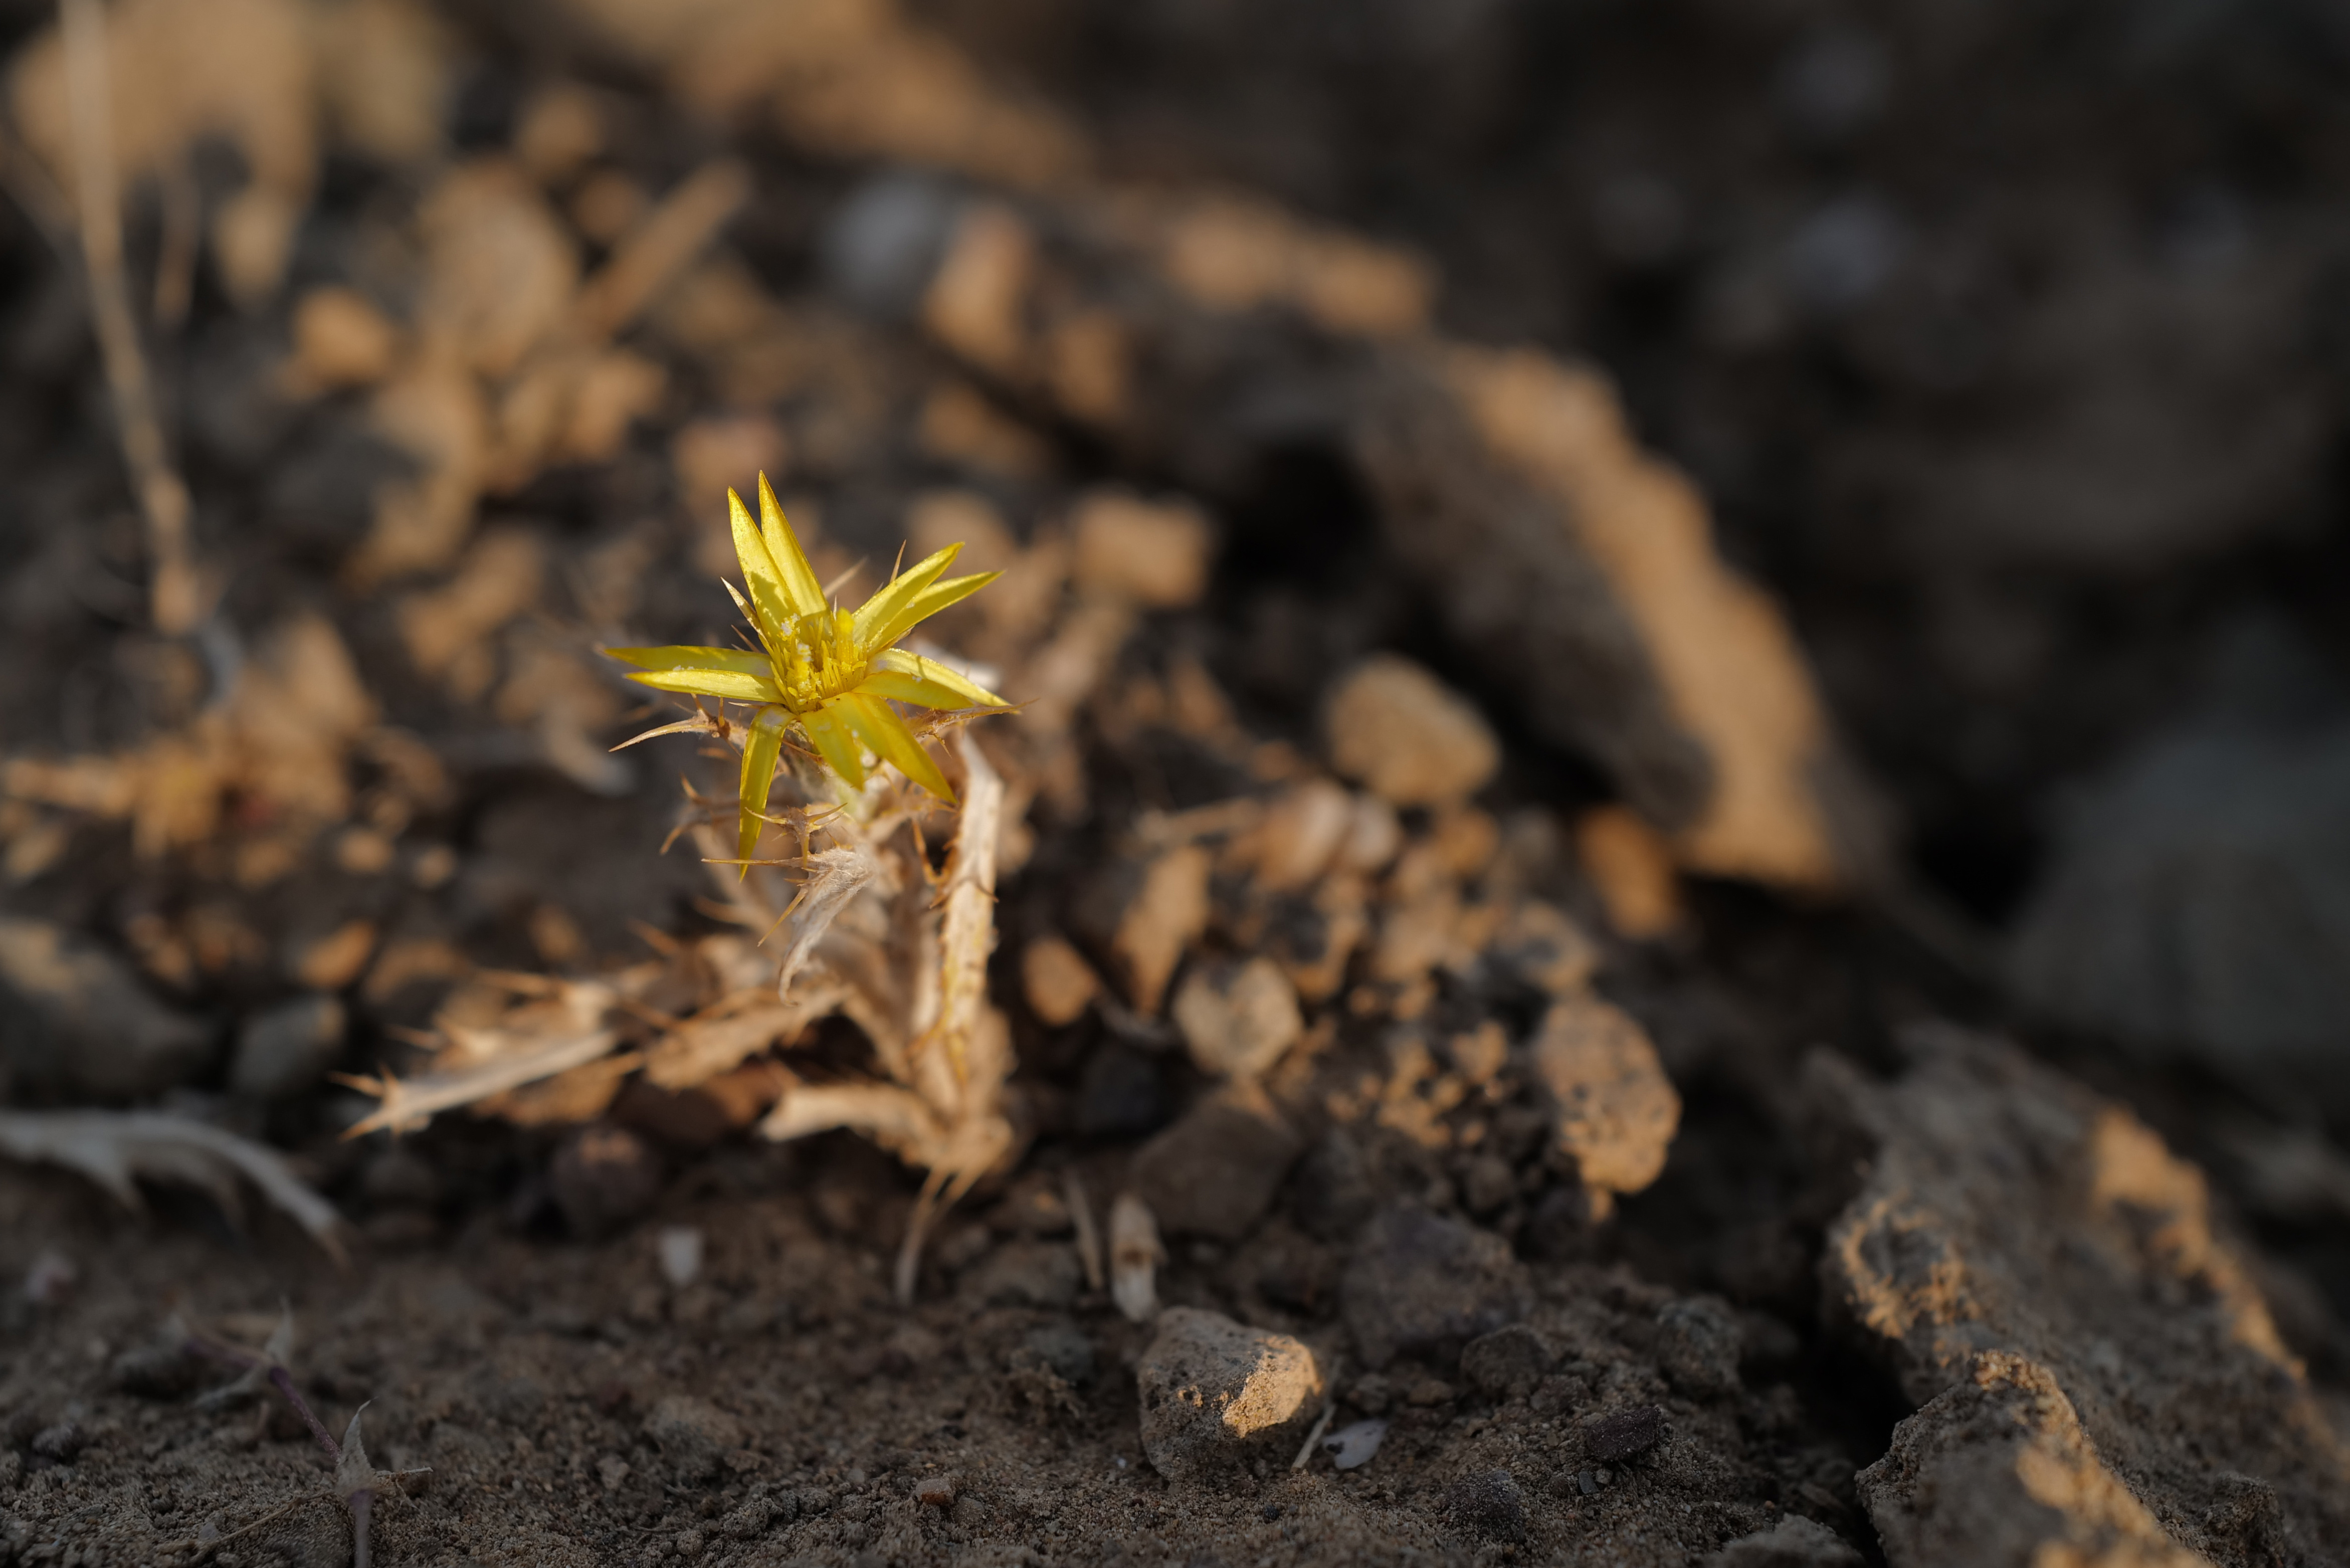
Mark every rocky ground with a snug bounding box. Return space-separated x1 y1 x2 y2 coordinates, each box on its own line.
3 2 2349 1565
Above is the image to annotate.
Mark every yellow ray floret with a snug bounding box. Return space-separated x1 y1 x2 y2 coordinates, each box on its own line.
604 472 1010 871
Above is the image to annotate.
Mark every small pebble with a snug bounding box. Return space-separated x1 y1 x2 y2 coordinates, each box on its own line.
1461 1323 1557 1401
657 1225 705 1289
914 1475 955 1509
1322 1419 1389 1471
1261 1502 1284 1521
1584 1403 1668 1462
1134 1308 1322 1482
550 1124 662 1238
1406 1377 1455 1407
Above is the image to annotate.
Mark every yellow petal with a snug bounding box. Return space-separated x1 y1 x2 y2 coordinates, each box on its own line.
868 570 1001 651
839 690 954 802
736 706 790 876
872 648 1008 708
627 668 782 703
849 542 961 650
604 644 772 678
728 487 797 641
799 701 867 792
757 472 828 618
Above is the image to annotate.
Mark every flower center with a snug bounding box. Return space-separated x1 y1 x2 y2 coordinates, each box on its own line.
769 609 867 713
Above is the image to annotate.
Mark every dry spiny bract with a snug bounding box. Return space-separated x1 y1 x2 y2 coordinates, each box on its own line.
605 470 1009 869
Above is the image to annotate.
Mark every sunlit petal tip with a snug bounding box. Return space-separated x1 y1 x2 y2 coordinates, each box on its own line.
756 471 828 617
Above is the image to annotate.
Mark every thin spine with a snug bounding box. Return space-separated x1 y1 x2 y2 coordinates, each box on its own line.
1290 1358 1341 1469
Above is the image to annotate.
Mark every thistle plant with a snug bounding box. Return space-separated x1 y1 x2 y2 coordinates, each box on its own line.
606 472 1008 870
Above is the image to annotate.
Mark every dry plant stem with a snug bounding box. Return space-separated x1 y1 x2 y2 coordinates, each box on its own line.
152 156 199 330
59 0 201 635
337 1023 624 1137
1291 1361 1341 1469
1065 1167 1105 1290
188 1335 376 1560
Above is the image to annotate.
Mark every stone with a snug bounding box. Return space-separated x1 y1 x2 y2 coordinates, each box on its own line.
1816 1025 2350 1563
290 286 401 389
1460 1323 1556 1401
0 919 211 1098
1077 847 1211 1014
1171 955 1302 1079
1575 805 1685 940
1459 1153 1515 1217
1482 898 1599 997
1704 1515 1863 1567
1341 1205 1531 1370
1441 1468 1526 1541
1291 1128 1378 1242
913 1475 955 1508
230 993 346 1099
1656 1296 1743 1398
1129 1080 1302 1240
1323 655 1498 808
1075 1041 1171 1138
1070 489 1215 609
1135 1307 1323 1484
1021 933 1100 1027
641 1396 746 1482
1524 995 1681 1199
1360 347 1888 891
1244 778 1356 892
1583 1405 1667 1463
549 1123 663 1238
1860 1352 2207 1568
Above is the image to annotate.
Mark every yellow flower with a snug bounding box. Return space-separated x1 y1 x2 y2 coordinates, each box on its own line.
605 473 1007 870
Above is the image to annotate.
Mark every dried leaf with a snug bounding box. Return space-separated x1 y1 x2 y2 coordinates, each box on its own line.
0 1110 345 1262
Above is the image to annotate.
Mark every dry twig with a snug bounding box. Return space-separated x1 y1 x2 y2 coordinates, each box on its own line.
185 1309 430 1568
59 0 202 634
